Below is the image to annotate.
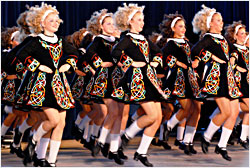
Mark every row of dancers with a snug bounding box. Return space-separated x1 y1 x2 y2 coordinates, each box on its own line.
1 2 249 167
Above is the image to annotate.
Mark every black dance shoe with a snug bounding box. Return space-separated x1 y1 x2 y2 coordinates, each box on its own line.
200 136 210 154
238 139 249 150
89 135 96 149
118 147 128 160
72 125 83 141
158 140 171 150
214 145 232 161
100 143 109 158
151 138 160 146
174 139 182 147
189 143 197 154
91 142 103 157
33 153 52 167
10 143 24 158
179 143 192 155
23 136 37 166
134 152 153 167
121 134 130 149
163 123 171 141
13 127 23 146
108 151 124 165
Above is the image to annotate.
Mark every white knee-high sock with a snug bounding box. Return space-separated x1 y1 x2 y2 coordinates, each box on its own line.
75 114 83 126
125 120 143 139
4 105 13 114
240 125 249 141
158 124 164 141
33 123 47 143
36 138 50 159
167 113 180 130
83 123 89 140
176 126 185 141
1 124 9 136
19 119 31 134
109 134 120 152
218 127 232 148
131 111 139 121
86 124 93 142
78 115 91 130
136 134 153 154
190 129 197 144
209 107 220 120
92 124 101 138
118 130 125 147
98 127 110 145
47 140 61 164
183 126 196 144
204 120 220 142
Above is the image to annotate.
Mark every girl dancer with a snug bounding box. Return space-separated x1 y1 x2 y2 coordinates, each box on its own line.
192 5 242 161
160 13 202 155
17 3 79 166
112 3 167 167
224 21 249 149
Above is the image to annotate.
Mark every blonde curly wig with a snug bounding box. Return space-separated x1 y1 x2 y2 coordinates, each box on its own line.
26 2 63 34
86 9 113 36
224 21 246 44
114 3 145 32
192 4 220 37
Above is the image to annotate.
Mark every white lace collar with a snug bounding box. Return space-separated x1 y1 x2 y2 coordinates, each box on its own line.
126 32 145 41
205 33 224 40
234 43 247 50
167 38 185 43
38 33 58 43
98 34 116 42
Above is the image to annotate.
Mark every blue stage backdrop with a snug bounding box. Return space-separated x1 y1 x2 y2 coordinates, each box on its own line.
1 1 249 44
1 1 249 139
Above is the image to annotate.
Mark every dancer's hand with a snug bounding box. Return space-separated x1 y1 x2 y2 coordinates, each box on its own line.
132 61 146 67
59 64 71 73
176 61 187 69
75 69 86 76
39 65 53 73
101 62 113 67
236 66 247 73
6 74 18 80
150 62 159 68
212 55 226 64
192 59 199 68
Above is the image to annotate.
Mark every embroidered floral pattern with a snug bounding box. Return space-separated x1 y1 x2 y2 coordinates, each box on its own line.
71 76 85 99
131 68 146 101
66 58 77 71
227 63 242 98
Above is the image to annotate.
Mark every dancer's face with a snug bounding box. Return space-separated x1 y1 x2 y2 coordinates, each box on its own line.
172 20 186 38
42 13 60 34
210 13 224 33
130 12 144 33
101 17 115 36
235 27 247 45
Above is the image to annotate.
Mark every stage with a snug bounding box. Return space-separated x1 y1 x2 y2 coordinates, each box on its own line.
1 136 249 167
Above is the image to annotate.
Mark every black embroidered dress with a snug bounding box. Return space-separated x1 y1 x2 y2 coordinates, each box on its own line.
231 44 249 98
17 34 78 110
191 33 242 99
85 34 122 99
161 38 202 100
111 32 167 103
